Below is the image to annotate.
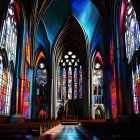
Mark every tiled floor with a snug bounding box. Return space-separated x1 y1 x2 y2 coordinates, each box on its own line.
38 125 99 140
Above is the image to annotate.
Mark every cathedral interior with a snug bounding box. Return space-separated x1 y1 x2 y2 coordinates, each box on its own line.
0 0 140 139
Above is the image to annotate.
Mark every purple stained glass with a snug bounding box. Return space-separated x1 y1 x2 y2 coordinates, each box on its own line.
63 68 66 99
36 63 47 87
68 67 72 99
57 66 61 99
0 0 17 115
74 68 78 99
79 66 82 99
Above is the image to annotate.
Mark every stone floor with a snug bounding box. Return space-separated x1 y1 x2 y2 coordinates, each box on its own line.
38 124 99 140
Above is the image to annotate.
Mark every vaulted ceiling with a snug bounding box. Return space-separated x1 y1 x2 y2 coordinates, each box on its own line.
21 0 52 25
33 0 110 52
20 0 125 57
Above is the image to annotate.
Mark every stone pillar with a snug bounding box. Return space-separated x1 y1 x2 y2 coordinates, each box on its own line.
10 78 25 123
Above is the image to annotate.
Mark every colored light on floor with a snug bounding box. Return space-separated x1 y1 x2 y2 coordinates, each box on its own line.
39 125 99 140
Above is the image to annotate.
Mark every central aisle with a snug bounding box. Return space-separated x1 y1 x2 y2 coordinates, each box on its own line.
39 125 99 140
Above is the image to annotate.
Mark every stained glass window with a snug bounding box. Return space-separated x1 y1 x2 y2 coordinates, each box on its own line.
63 68 66 99
79 66 82 99
92 62 103 104
124 1 140 114
74 68 78 99
20 61 30 119
57 66 61 99
92 54 104 119
68 67 72 99
5 69 12 114
36 62 47 92
0 10 17 64
125 2 140 62
0 53 4 112
25 35 31 65
1 72 7 113
58 51 82 101
22 79 30 119
132 68 140 114
0 0 17 115
36 61 47 101
111 63 117 118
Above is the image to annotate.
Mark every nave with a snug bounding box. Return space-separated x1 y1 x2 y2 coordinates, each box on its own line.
1 0 140 139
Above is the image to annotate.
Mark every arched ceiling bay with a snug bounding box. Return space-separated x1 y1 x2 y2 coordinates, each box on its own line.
42 0 71 47
35 20 50 52
38 0 105 50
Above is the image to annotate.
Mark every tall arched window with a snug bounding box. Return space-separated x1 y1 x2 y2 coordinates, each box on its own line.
5 62 13 114
58 51 82 101
79 66 82 99
62 68 66 100
0 2 17 64
36 61 47 96
0 0 17 115
68 67 72 99
74 68 78 99
125 2 140 62
34 52 48 119
124 0 140 114
57 66 61 99
34 56 48 111
92 52 104 119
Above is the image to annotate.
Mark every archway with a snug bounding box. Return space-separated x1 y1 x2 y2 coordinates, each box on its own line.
33 50 48 119
0 0 18 116
65 101 75 118
52 14 89 119
57 105 64 119
39 108 46 119
91 50 105 119
122 0 140 115
95 106 104 119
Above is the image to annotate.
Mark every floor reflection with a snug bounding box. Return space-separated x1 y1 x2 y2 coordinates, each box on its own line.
39 125 99 140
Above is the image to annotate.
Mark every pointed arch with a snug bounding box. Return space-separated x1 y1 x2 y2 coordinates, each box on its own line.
65 101 75 117
121 0 140 115
33 49 48 119
51 13 89 119
56 105 64 119
95 105 105 119
35 50 47 93
1 49 8 70
9 0 21 25
35 48 47 66
39 107 46 119
0 0 18 115
52 13 89 65
90 48 107 119
122 1 140 62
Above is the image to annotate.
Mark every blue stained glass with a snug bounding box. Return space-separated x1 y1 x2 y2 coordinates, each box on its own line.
125 2 140 114
74 68 78 99
57 66 61 99
3 25 7 40
125 4 140 62
59 51 83 100
63 68 66 99
36 62 47 87
68 67 72 99
79 66 82 98
0 0 17 115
